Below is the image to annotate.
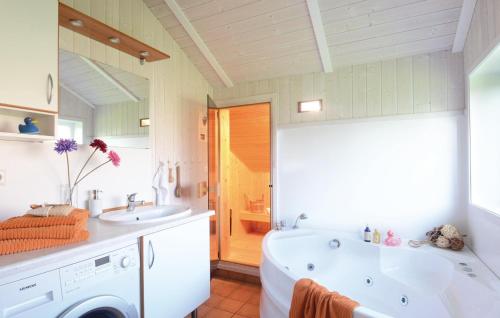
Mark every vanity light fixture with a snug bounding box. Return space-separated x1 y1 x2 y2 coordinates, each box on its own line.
108 37 120 44
140 118 150 127
139 51 149 65
69 19 83 27
59 3 170 63
298 99 322 113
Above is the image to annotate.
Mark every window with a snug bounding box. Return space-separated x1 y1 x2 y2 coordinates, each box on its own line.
469 44 500 215
57 119 83 144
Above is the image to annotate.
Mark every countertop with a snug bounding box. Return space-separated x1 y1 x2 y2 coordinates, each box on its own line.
0 208 214 283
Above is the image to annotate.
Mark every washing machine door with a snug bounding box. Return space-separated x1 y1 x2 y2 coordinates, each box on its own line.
58 295 138 318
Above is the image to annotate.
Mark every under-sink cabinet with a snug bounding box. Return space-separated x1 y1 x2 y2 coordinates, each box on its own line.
141 218 210 318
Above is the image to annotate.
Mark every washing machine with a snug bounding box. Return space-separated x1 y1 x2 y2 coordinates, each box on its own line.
0 244 140 318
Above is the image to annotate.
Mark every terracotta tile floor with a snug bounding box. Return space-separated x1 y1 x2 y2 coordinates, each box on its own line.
198 277 261 318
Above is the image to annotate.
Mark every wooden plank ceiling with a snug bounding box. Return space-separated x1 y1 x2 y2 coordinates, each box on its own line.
143 0 464 87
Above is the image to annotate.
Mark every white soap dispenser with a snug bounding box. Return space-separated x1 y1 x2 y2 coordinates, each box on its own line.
89 189 103 218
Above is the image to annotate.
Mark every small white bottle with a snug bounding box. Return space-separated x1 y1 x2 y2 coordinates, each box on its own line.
89 190 103 218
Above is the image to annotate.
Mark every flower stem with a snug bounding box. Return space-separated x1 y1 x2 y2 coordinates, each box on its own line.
72 160 111 188
65 152 72 205
73 148 97 187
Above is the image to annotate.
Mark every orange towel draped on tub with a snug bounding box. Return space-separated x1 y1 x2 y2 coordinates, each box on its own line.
0 209 89 255
289 278 359 318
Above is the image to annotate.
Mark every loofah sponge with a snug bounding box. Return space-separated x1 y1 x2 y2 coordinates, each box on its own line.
424 224 465 252
441 224 461 239
449 238 464 251
436 236 451 248
426 226 443 243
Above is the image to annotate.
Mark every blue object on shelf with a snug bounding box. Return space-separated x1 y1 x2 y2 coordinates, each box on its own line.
18 117 40 134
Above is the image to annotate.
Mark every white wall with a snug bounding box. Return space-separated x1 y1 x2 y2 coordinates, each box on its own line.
0 140 152 219
463 0 500 276
277 114 466 239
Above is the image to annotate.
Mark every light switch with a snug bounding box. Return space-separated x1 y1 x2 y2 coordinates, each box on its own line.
0 170 5 185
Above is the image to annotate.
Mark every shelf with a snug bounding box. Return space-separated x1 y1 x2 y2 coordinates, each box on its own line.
240 211 271 223
0 132 55 142
59 3 170 63
0 106 57 142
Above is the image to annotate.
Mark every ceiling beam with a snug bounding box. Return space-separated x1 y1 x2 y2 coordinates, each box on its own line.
164 0 234 87
59 82 95 109
79 56 141 102
452 0 478 53
306 0 332 73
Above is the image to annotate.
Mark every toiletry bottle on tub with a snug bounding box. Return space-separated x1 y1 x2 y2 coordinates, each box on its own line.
373 229 381 244
364 225 371 242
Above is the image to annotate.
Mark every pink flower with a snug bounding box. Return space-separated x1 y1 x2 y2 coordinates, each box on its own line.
108 151 121 167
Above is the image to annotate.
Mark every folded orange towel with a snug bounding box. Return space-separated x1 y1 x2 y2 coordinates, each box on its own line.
0 209 90 255
0 230 89 255
289 278 359 318
0 209 88 230
0 225 81 240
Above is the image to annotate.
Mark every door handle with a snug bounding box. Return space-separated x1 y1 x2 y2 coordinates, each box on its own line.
148 240 155 269
229 209 232 236
47 73 53 104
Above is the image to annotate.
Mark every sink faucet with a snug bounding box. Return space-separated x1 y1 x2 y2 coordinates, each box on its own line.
127 193 145 212
293 213 308 229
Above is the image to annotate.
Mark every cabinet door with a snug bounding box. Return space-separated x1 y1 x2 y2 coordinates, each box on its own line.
0 0 58 113
142 218 210 318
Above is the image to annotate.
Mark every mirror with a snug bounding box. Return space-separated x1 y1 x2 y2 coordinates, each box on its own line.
58 49 150 148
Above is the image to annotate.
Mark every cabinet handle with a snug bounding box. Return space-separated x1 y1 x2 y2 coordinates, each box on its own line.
148 240 155 269
47 73 53 104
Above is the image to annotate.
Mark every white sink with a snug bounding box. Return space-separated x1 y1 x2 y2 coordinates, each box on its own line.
99 205 192 225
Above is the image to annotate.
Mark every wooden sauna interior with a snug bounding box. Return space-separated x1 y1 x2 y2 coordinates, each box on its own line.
208 103 271 266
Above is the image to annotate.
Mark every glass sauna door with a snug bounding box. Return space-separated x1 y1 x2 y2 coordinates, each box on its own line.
208 103 271 267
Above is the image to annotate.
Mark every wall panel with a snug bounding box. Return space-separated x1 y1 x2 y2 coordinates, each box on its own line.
214 50 464 125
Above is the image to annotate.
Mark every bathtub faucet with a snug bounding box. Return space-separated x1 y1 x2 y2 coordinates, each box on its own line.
292 213 308 229
275 220 287 231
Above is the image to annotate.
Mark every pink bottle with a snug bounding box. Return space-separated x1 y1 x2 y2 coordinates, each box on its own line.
384 230 401 247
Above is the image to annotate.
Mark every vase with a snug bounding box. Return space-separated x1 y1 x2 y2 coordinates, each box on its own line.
60 184 78 206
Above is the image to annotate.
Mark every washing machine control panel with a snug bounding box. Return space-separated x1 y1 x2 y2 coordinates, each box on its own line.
60 244 139 294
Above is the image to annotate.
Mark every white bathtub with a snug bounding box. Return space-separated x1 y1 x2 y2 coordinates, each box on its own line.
260 229 500 318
